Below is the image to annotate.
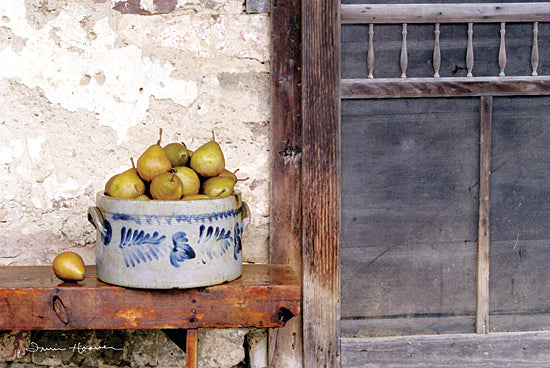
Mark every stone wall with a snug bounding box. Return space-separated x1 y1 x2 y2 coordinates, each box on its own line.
0 0 271 366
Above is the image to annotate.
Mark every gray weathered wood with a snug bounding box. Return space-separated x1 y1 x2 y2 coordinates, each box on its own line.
339 2 550 367
341 331 550 367
476 96 492 334
341 77 550 99
341 3 550 24
489 96 550 329
302 0 341 365
341 97 479 337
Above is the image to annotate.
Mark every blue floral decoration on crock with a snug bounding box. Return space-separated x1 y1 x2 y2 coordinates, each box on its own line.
119 227 167 268
233 222 243 261
170 232 196 267
102 219 112 246
198 224 233 261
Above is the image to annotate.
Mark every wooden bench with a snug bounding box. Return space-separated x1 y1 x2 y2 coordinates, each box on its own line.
0 263 300 368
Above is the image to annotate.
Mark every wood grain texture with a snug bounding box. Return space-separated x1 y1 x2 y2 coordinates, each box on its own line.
340 98 479 337
477 96 492 334
269 0 303 365
302 0 341 364
185 329 198 368
341 3 550 24
341 77 550 99
341 331 550 367
0 264 299 330
488 96 550 328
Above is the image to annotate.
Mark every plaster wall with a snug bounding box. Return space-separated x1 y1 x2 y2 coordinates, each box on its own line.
0 0 271 366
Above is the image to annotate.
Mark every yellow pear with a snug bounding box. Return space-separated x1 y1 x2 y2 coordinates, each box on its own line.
104 173 119 195
173 166 201 196
106 168 146 199
53 251 86 282
202 175 235 198
182 194 210 200
164 142 190 167
150 172 184 200
189 132 225 177
137 129 172 181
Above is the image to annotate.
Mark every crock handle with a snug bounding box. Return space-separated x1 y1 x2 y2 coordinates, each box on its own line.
88 206 107 238
241 201 251 229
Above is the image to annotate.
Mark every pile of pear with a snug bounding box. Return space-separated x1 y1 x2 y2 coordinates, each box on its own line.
105 131 244 200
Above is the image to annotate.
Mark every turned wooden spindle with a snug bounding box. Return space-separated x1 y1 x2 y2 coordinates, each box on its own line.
433 23 441 78
499 22 506 77
368 23 375 79
400 23 408 78
532 21 539 76
466 22 474 77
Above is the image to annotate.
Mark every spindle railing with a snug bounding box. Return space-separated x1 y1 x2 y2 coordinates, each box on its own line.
341 3 550 98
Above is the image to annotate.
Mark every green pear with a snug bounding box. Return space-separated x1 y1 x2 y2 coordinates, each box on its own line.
202 175 235 198
106 168 146 199
137 129 172 181
164 142 190 167
173 166 201 196
136 194 151 200
189 133 225 177
150 172 184 200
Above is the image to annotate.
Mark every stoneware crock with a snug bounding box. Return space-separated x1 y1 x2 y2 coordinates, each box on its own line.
87 191 250 289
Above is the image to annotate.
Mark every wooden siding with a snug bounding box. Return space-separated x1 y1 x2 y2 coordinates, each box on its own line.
341 331 550 367
341 97 479 337
340 2 550 342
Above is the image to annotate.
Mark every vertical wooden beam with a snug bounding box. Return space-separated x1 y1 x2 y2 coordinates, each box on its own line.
269 0 303 366
477 96 492 334
185 329 198 368
302 0 341 365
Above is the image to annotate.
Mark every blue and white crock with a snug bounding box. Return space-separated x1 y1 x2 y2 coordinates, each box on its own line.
88 191 250 289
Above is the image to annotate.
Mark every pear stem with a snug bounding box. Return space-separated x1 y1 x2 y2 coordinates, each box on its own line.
130 157 136 168
211 130 216 141
232 169 249 182
157 128 163 145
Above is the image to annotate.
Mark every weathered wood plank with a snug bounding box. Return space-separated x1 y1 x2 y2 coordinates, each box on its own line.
341 3 550 24
342 312 550 338
341 98 479 336
477 96 492 334
0 264 300 330
341 77 550 99
489 96 550 327
341 315 476 338
341 331 550 367
302 0 341 363
269 0 303 364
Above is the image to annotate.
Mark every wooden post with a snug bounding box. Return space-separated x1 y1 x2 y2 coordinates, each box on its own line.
269 0 303 365
477 95 492 334
302 0 341 365
185 329 198 368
